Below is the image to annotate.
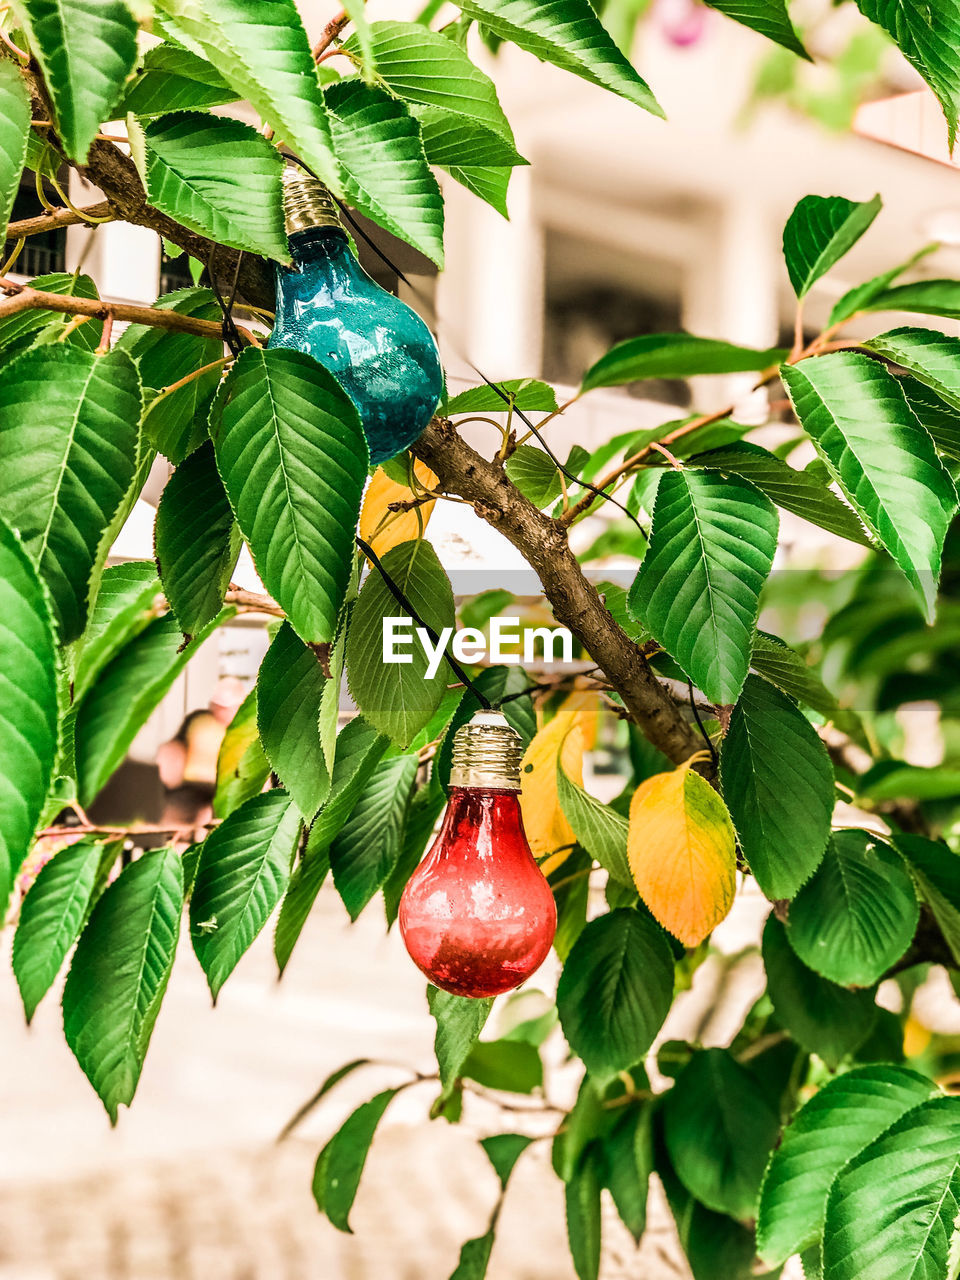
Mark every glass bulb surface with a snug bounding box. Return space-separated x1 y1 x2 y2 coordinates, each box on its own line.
399 787 557 999
269 227 443 464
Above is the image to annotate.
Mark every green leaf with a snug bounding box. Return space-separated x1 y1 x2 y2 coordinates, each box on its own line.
823 1095 960 1280
664 1047 780 1219
565 1148 603 1280
383 778 445 927
762 915 876 1070
428 986 494 1094
457 0 663 118
782 194 882 298
347 539 455 747
658 1139 760 1280
13 838 103 1023
751 632 840 720
481 1132 534 1189
855 0 960 148
325 80 444 267
74 562 162 702
257 622 332 821
122 294 221 378
118 287 222 461
557 908 674 1081
448 1230 495 1280
0 516 58 912
556 761 631 885
691 441 874 548
328 752 419 919
628 469 778 705
446 164 513 216
345 21 515 143
549 844 591 962
865 326 960 417
0 271 102 358
602 1106 653 1242
120 42 238 117
460 1038 543 1093
213 687 270 820
211 347 367 646
900 376 960 461
416 106 527 169
705 0 809 58
504 445 566 507
62 848 183 1123
190 789 301 1000
858 761 960 801
720 675 833 899
313 1088 400 1230
582 333 786 392
895 834 960 965
307 716 391 851
782 352 957 620
443 378 558 415
143 112 288 261
0 60 30 241
828 243 938 326
154 0 341 192
273 843 329 977
75 608 229 805
11 0 138 161
786 829 919 987
155 442 240 639
756 1065 937 1267
859 277 960 321
0 346 142 641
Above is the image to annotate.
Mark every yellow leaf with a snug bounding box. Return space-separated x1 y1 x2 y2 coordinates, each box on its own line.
359 461 438 557
627 761 736 946
560 689 600 750
521 707 585 863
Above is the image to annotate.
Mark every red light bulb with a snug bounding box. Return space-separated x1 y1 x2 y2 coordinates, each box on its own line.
399 711 557 998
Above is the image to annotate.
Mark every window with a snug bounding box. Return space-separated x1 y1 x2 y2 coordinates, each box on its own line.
542 229 687 403
3 181 66 276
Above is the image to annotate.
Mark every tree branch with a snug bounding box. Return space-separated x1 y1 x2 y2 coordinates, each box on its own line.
312 9 350 58
6 200 114 238
412 418 707 770
224 587 286 619
23 66 276 310
0 278 260 347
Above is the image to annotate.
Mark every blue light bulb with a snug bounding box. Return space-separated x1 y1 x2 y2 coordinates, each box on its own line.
268 168 443 464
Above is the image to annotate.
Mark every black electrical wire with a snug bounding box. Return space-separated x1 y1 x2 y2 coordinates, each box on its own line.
687 679 719 769
279 149 651 534
207 244 245 357
355 535 493 709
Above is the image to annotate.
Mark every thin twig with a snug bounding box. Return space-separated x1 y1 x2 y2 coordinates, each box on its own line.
153 356 230 401
95 310 114 355
312 9 350 58
6 202 115 239
224 587 286 619
0 280 261 347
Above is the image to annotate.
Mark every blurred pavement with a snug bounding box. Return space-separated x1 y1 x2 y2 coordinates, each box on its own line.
0 881 699 1280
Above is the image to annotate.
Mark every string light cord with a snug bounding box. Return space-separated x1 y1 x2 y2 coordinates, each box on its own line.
687 679 719 769
278 149 651 535
355 535 494 710
206 244 245 357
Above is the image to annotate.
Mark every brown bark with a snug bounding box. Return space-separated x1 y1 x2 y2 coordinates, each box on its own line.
413 418 706 770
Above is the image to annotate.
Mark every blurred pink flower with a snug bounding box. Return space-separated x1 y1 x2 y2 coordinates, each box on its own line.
657 0 709 47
